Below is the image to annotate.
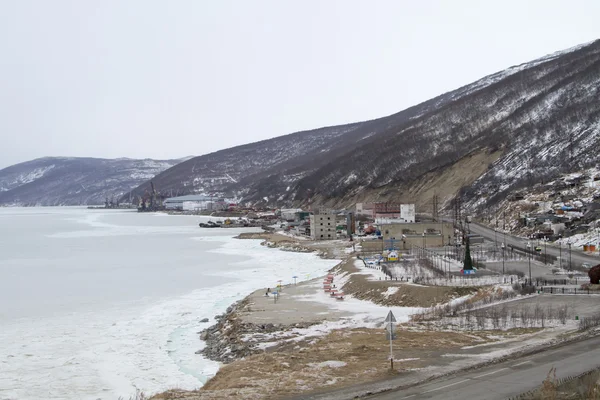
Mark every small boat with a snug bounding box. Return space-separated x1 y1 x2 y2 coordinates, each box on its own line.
199 221 219 228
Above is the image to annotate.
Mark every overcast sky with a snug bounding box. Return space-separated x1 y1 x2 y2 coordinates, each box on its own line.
0 0 599 168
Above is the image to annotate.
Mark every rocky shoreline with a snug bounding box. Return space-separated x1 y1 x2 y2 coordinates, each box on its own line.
197 298 316 363
196 232 347 365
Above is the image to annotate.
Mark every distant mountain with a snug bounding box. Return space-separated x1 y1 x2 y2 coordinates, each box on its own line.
0 157 184 206
130 39 600 212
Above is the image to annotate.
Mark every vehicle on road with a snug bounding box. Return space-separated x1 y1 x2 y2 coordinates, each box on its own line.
582 262 592 269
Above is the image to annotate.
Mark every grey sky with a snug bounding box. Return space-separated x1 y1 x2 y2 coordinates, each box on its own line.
1 0 599 169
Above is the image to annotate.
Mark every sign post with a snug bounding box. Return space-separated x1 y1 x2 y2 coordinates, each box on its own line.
385 310 397 370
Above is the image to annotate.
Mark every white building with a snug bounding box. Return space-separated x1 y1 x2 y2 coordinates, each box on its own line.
310 210 336 240
375 203 416 224
164 195 225 211
400 204 415 223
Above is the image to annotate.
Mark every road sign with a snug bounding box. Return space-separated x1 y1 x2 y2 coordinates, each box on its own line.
385 310 397 323
385 310 396 370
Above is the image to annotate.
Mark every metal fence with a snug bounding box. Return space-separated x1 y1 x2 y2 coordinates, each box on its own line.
531 278 588 286
539 287 597 295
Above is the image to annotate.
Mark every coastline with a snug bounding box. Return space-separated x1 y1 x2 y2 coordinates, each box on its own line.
197 232 351 364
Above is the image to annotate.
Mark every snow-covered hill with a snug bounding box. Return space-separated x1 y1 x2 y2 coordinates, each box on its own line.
0 157 184 206
130 39 600 211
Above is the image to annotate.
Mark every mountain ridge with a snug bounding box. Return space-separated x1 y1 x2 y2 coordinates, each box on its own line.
128 39 600 212
0 157 185 206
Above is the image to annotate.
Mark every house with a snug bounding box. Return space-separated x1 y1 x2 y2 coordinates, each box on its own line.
355 203 375 218
280 208 303 222
310 209 336 240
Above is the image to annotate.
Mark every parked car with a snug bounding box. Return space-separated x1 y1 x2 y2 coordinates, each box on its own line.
582 262 592 269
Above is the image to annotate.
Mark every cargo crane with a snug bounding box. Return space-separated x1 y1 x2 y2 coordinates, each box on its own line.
138 181 166 212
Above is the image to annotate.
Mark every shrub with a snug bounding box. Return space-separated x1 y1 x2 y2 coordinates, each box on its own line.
589 265 600 285
506 269 525 278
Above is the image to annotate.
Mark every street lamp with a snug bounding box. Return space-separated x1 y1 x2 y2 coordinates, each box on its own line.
423 231 426 249
568 241 572 271
543 237 548 265
526 242 532 285
501 242 505 276
494 228 498 251
558 236 562 269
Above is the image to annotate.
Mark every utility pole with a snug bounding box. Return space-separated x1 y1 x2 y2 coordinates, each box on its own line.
527 242 532 285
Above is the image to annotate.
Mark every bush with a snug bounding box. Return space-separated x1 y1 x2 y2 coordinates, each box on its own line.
589 265 600 285
512 282 536 295
506 269 526 278
578 312 600 331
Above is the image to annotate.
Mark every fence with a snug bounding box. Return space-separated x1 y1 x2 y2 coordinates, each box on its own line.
532 277 588 286
507 367 600 400
509 243 558 264
539 287 596 295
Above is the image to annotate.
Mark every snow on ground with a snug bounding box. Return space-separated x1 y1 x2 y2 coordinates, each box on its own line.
556 231 600 250
353 259 388 280
308 361 347 369
414 275 522 287
296 280 422 324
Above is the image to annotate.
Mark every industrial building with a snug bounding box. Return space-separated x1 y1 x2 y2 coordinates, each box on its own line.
163 195 226 211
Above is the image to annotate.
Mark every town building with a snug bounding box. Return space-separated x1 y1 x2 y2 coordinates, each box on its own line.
374 203 416 223
310 209 336 240
355 203 375 218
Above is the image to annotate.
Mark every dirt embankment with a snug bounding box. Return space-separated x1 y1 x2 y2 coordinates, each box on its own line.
342 275 479 307
236 232 349 258
152 328 500 400
332 257 479 308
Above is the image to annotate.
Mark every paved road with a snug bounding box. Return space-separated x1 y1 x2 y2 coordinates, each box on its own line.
468 222 599 269
367 335 600 400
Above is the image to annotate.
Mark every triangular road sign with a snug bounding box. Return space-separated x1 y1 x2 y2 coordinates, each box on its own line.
385 310 397 323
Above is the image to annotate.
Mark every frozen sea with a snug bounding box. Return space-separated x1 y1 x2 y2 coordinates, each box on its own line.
0 207 336 400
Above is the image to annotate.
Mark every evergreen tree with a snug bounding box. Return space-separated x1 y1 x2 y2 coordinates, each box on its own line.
463 239 474 270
